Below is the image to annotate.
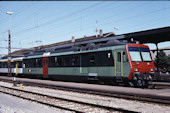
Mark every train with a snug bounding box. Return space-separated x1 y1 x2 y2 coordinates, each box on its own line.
0 39 155 87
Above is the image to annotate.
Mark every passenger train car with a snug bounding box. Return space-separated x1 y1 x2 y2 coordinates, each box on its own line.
0 57 23 76
0 41 155 87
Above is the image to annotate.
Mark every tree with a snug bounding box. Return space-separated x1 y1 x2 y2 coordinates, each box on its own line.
154 51 169 69
167 55 170 71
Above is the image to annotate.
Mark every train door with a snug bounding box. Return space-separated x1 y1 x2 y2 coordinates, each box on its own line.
114 50 124 77
16 61 22 75
43 57 49 76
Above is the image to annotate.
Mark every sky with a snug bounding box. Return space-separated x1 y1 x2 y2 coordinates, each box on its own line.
0 1 170 57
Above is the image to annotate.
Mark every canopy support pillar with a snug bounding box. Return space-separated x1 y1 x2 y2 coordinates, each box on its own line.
155 43 160 80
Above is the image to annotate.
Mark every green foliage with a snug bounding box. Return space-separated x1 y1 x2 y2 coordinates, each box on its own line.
154 51 170 69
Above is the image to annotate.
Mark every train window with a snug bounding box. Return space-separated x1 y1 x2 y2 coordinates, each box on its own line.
81 53 88 67
118 52 121 62
58 57 62 66
123 52 128 62
54 57 59 66
17 61 22 68
31 59 36 67
1 63 2 68
29 59 33 67
72 55 80 66
11 62 15 68
49 57 54 67
2 63 4 68
11 62 14 68
2 62 5 68
64 56 70 66
98 51 114 66
40 58 42 67
31 59 34 67
108 53 111 58
0 63 2 68
5 62 8 68
89 53 97 66
25 58 41 67
23 60 26 67
24 59 29 68
141 52 152 62
50 56 60 67
36 58 42 67
55 57 57 62
28 59 33 67
1 63 4 68
117 52 128 62
1 63 3 68
23 63 25 68
15 61 21 68
129 51 142 62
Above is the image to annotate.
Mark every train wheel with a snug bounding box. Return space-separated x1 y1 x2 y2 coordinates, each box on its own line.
128 81 135 87
132 80 141 88
136 79 142 87
142 80 148 88
134 79 148 88
110 80 119 86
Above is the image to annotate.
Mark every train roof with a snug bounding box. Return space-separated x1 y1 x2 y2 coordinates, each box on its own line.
0 57 23 62
2 32 116 59
23 39 128 57
0 59 8 62
23 43 127 59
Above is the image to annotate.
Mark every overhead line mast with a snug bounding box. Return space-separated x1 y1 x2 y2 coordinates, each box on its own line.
6 11 13 77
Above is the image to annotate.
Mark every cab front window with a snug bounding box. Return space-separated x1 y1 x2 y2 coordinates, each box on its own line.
141 52 152 62
128 47 152 62
129 51 142 62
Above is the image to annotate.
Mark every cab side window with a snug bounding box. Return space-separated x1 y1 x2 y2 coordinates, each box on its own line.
118 52 121 62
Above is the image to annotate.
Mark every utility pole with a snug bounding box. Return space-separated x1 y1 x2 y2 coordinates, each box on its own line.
8 29 11 77
6 11 13 77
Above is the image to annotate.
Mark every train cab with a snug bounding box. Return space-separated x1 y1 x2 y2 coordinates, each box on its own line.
126 44 155 87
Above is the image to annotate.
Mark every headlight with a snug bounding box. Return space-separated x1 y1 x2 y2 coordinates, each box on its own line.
150 68 154 72
134 68 138 72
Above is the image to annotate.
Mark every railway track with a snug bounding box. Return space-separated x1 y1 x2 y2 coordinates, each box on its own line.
148 81 170 89
0 85 137 113
0 76 170 106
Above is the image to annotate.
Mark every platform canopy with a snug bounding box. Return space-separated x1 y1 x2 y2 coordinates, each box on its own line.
119 26 170 44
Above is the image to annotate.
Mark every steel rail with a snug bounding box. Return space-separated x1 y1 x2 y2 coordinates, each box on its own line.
0 85 137 113
148 81 170 89
0 77 170 105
